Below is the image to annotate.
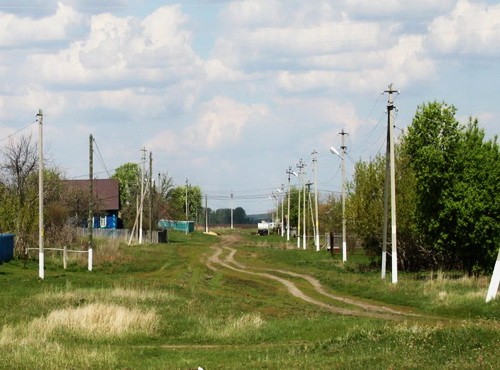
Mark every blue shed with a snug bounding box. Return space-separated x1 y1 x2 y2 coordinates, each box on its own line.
0 234 14 262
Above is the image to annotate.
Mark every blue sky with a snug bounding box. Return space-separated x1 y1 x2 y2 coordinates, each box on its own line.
0 0 499 214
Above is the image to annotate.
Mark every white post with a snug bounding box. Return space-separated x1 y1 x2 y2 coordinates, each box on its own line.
302 179 306 250
185 179 189 235
286 167 292 242
280 185 285 237
88 248 93 272
230 191 234 229
312 150 320 251
39 252 44 279
63 245 67 270
486 246 500 302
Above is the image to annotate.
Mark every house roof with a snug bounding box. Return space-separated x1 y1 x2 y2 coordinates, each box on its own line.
64 179 120 211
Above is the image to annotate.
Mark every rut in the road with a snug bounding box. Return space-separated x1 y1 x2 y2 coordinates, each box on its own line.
205 235 413 320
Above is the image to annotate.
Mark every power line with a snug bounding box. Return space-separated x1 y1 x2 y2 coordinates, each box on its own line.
0 120 37 142
92 137 111 178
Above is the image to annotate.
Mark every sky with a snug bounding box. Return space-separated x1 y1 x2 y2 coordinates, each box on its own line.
0 0 499 215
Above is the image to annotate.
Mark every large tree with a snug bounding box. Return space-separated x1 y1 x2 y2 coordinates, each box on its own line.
168 184 203 222
112 162 140 228
404 102 500 272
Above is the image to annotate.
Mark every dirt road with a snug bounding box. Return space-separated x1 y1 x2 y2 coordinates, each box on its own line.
205 234 416 320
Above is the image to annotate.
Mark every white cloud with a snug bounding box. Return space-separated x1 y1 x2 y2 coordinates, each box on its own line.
25 5 202 87
145 96 268 154
426 0 500 55
0 2 87 46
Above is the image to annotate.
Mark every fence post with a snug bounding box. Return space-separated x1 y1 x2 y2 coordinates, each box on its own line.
88 248 93 272
63 246 67 270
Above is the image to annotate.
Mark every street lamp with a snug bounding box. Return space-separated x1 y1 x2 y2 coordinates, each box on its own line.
330 140 347 263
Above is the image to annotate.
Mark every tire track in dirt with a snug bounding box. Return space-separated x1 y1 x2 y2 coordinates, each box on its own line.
205 234 409 319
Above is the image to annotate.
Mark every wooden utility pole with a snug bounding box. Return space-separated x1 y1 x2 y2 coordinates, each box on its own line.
37 109 44 279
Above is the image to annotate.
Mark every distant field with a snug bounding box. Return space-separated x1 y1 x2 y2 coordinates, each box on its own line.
0 229 498 369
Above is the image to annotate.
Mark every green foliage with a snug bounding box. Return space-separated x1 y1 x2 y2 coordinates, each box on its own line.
404 102 500 272
168 184 203 221
346 147 419 269
204 207 252 225
112 163 140 228
347 156 386 257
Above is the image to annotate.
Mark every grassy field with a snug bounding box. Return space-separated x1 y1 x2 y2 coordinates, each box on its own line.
0 229 499 369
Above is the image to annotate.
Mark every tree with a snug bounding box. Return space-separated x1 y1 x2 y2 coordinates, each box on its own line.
404 102 500 272
347 156 386 258
112 163 140 228
168 184 202 222
151 172 175 223
1 134 37 206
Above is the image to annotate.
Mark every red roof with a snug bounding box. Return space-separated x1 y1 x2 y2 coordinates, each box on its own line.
65 179 120 211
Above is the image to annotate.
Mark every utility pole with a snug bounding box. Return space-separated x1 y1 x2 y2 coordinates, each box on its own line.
486 246 500 302
312 150 320 251
280 184 285 237
286 167 293 242
149 151 153 243
88 134 94 249
296 160 305 249
185 179 189 235
387 84 398 284
302 177 307 250
230 191 234 229
340 129 348 262
205 194 208 233
37 109 44 279
139 148 146 244
305 181 313 249
382 112 391 279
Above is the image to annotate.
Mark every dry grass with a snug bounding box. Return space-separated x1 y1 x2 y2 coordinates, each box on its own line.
422 270 490 306
198 313 265 339
1 303 158 344
34 303 157 337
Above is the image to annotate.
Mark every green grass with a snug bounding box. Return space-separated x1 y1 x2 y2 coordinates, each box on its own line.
0 229 499 369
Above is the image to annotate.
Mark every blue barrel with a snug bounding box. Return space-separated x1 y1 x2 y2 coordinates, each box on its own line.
0 234 14 262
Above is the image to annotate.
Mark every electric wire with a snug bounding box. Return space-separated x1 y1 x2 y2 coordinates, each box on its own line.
0 120 37 142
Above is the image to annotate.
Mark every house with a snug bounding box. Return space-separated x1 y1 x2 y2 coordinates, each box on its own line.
64 179 121 229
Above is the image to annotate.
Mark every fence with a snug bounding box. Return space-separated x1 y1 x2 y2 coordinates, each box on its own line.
76 228 159 244
325 233 341 252
26 246 93 271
